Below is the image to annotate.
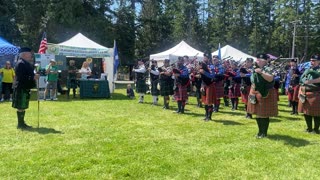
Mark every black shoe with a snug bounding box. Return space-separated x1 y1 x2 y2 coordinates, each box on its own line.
313 129 320 134
17 123 32 129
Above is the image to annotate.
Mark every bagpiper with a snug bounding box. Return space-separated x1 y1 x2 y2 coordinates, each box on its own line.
133 59 147 103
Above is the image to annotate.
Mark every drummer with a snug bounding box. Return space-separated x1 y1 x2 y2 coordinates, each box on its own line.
298 54 320 134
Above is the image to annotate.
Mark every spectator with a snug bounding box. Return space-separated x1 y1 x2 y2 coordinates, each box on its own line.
0 61 15 101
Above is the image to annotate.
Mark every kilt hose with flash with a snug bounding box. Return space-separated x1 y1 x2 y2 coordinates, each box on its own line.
247 88 278 117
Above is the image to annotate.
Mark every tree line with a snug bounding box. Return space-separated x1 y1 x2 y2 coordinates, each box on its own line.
1 0 320 65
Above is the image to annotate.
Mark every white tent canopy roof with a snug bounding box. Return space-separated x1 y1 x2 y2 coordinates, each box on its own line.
150 41 204 62
212 45 255 62
58 33 108 49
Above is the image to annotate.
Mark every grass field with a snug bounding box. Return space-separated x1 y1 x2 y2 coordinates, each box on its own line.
0 89 319 179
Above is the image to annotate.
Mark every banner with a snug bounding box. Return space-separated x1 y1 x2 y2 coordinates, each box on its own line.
47 43 110 58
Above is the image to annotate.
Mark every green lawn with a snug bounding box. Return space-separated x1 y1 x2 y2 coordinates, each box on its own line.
0 89 319 179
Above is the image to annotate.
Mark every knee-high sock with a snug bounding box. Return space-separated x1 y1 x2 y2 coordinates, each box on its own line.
235 98 239 110
231 98 235 109
256 118 263 135
314 116 320 131
304 114 313 131
262 118 270 136
204 105 208 119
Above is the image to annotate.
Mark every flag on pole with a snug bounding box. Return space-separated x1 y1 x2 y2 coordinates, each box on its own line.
218 43 221 60
113 40 119 75
38 32 47 54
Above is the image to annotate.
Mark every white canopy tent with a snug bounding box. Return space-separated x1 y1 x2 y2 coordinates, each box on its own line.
212 45 255 63
150 41 204 66
46 33 115 92
58 33 109 49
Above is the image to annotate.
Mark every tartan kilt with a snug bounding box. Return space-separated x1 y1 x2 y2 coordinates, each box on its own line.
287 85 300 102
215 81 224 98
247 88 278 117
150 79 160 96
160 79 174 96
12 88 31 110
67 78 78 89
174 84 188 101
201 83 216 105
135 79 147 93
228 83 241 98
241 86 251 104
298 91 320 116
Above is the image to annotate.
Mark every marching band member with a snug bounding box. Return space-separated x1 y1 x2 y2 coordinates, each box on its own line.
285 59 301 115
228 61 241 111
247 53 278 138
159 59 174 109
200 53 216 121
212 56 225 112
298 54 320 134
133 59 147 103
222 60 231 107
149 60 160 105
173 57 189 113
240 67 252 118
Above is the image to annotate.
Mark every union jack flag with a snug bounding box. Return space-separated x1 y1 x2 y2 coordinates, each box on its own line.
38 32 47 54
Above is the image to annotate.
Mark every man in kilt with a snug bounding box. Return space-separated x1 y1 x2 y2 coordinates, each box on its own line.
298 54 320 134
285 59 301 115
133 59 147 103
159 59 174 109
200 53 216 121
12 47 39 129
67 60 78 99
173 57 189 113
149 60 160 105
227 61 241 111
247 53 278 138
212 56 225 112
240 67 252 119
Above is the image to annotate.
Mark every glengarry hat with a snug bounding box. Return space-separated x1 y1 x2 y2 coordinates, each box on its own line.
256 53 269 61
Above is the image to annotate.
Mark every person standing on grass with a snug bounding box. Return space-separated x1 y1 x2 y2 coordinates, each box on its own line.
212 55 225 112
200 53 216 121
247 53 278 138
0 61 15 101
159 59 174 109
66 60 78 99
133 59 147 103
44 59 59 100
298 54 320 134
285 59 301 115
149 60 160 105
173 57 189 113
12 47 39 129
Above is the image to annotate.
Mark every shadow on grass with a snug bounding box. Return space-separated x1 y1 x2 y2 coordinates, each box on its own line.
22 127 63 134
213 120 244 125
268 134 310 147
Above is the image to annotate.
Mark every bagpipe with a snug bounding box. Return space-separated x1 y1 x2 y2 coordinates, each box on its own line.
300 68 320 91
